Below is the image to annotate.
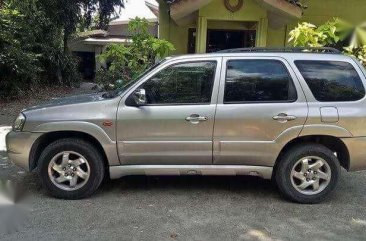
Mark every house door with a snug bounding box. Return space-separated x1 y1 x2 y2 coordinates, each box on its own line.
187 29 256 54
206 30 256 53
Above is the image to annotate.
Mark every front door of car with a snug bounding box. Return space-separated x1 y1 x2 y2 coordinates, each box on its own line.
213 57 308 167
116 57 222 165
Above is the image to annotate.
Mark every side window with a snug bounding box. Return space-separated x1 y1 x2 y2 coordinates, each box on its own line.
295 60 365 102
139 61 217 105
224 59 297 103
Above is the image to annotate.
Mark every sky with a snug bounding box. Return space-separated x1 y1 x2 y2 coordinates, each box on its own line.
111 0 158 24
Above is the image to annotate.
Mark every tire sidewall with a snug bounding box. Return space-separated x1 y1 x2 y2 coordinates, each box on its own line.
276 145 340 203
38 139 104 199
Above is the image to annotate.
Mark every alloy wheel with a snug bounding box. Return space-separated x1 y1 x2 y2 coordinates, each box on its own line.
290 156 331 195
47 151 91 191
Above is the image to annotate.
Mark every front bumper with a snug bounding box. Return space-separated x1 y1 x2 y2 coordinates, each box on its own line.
342 137 366 171
6 131 43 171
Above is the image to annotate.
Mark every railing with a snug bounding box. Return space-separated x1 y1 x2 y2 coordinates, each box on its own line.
216 47 342 54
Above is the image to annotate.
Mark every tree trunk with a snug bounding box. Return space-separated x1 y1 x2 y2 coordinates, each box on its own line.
63 29 69 53
63 33 69 54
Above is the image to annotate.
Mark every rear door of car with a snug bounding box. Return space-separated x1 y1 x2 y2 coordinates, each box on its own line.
213 56 308 166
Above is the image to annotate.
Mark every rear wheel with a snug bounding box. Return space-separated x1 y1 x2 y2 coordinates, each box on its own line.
275 144 340 204
38 138 105 199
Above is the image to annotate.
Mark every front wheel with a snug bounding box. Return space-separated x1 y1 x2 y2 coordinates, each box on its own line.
275 144 340 204
38 138 105 199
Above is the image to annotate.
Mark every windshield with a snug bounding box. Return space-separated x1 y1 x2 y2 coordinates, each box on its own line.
102 58 168 98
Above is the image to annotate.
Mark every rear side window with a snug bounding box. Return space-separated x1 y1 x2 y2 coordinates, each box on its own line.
224 60 297 103
295 60 365 102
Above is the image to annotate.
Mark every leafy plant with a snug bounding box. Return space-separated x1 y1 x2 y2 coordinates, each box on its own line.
288 22 326 47
95 17 175 89
348 22 366 49
344 46 366 66
288 18 366 67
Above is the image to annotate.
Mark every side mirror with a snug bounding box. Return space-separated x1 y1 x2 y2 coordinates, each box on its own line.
132 88 147 106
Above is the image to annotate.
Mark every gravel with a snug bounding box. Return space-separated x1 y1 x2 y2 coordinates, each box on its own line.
0 150 366 241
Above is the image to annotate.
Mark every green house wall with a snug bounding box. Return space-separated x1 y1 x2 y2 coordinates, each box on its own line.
159 0 366 54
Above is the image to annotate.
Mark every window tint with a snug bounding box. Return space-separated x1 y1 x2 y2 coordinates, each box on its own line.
224 60 297 103
140 61 216 105
295 61 365 102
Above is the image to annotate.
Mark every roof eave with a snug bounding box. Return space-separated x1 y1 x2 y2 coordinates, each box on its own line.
170 0 302 28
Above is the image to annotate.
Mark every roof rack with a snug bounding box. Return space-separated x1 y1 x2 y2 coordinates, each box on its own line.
216 47 342 54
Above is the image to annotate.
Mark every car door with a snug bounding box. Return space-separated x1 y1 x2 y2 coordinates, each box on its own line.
116 57 222 165
213 57 308 167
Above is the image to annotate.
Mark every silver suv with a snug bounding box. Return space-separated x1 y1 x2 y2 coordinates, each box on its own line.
6 48 366 203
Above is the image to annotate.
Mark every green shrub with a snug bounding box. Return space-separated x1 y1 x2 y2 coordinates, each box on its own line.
0 5 40 98
95 17 175 90
0 1 81 99
288 18 366 67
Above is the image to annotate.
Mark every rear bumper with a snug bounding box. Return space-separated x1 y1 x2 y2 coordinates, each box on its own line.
342 137 366 171
6 131 42 171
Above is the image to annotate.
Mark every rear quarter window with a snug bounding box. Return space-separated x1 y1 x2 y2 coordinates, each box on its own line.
295 60 365 102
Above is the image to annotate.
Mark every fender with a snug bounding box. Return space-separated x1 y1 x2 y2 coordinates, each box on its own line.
32 121 120 165
300 124 352 138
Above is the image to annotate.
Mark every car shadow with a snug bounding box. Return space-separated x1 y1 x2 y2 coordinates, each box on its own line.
99 175 278 197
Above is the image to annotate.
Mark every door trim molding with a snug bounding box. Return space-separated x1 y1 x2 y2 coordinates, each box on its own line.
109 165 273 179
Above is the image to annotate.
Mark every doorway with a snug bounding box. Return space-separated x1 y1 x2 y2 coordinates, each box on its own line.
187 29 256 53
206 29 256 53
74 51 96 80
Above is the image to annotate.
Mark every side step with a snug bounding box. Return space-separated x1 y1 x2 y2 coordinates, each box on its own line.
109 165 273 180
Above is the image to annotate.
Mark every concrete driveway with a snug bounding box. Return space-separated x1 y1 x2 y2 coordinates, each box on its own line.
0 126 11 151
1 151 366 241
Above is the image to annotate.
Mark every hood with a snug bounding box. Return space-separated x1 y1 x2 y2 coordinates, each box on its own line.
24 92 111 112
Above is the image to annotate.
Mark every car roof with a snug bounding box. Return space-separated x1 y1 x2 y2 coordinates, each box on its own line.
168 51 354 63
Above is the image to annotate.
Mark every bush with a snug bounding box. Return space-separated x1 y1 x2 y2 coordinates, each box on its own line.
344 46 366 66
0 6 40 98
0 1 81 99
288 18 366 67
95 17 175 89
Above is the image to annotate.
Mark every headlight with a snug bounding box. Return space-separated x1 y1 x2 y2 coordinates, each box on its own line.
13 113 26 131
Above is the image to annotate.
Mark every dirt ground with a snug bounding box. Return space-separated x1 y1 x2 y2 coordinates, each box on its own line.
0 84 96 126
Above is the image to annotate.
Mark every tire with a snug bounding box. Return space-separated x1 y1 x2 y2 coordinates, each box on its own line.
275 144 340 204
38 138 105 199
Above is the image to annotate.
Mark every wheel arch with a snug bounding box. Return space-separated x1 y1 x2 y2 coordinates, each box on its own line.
29 131 111 172
273 135 350 177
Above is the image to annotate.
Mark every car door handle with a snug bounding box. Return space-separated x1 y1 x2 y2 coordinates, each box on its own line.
185 114 208 123
273 113 297 122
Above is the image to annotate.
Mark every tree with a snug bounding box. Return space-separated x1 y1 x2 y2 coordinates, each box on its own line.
0 2 41 97
0 0 126 98
38 0 125 53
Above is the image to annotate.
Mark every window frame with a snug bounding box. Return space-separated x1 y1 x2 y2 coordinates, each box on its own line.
222 58 298 104
294 60 366 103
124 58 221 107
